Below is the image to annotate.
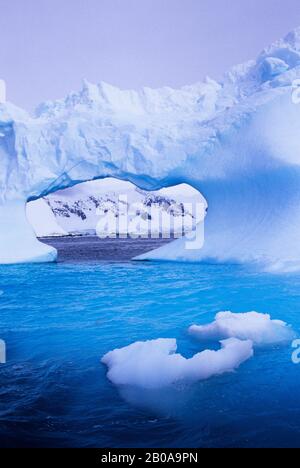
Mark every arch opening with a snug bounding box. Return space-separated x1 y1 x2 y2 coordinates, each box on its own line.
26 178 207 262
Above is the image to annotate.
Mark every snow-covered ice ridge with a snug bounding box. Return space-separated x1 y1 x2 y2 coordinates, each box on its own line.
1 28 300 267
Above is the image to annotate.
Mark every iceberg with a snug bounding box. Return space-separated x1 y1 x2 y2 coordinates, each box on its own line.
102 311 294 389
1 28 300 267
101 337 253 389
189 311 295 346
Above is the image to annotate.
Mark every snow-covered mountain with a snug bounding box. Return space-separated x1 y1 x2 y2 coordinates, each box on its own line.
27 179 204 237
1 28 300 269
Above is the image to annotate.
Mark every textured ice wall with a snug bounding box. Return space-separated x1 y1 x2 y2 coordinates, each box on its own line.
1 29 300 266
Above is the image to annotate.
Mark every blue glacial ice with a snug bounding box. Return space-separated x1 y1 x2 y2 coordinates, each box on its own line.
1 28 300 268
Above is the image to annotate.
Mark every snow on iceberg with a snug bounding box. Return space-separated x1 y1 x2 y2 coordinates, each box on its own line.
0 200 57 264
1 28 300 267
101 337 253 389
189 311 295 346
26 198 68 238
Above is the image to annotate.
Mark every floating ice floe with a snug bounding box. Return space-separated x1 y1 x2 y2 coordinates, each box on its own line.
102 311 296 389
101 337 253 389
189 311 295 346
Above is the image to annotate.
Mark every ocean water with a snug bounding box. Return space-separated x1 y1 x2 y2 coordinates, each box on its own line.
0 238 300 448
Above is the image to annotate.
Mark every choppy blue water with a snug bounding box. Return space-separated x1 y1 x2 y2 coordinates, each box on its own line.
0 238 300 448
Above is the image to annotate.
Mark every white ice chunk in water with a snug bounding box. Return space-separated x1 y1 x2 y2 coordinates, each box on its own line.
189 311 295 346
101 337 253 389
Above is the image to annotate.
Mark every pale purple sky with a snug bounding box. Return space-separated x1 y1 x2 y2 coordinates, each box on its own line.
1 0 300 110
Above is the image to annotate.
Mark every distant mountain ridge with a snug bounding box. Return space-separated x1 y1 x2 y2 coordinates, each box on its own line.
27 179 205 238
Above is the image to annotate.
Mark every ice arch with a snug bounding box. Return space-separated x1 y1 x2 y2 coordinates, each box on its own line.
1 28 300 270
